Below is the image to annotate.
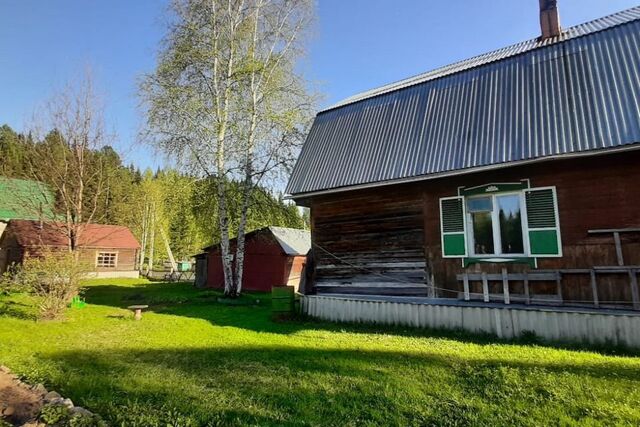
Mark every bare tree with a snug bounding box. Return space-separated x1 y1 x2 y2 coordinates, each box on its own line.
142 0 315 296
26 73 111 253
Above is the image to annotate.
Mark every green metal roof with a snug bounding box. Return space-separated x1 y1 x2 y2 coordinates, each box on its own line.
0 177 56 221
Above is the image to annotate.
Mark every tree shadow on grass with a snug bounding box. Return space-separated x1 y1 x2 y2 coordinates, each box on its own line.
39 346 640 426
0 299 38 320
82 282 640 357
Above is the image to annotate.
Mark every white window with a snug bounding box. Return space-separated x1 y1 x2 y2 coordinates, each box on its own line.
439 185 562 260
466 192 526 256
96 252 117 268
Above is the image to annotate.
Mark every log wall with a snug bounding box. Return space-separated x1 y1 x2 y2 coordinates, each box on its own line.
306 150 640 306
311 187 429 295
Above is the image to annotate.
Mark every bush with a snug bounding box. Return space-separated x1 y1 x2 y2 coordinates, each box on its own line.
0 264 28 295
40 403 74 425
10 250 90 320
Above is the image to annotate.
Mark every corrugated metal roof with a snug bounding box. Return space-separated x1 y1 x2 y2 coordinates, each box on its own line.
0 177 56 221
324 6 640 112
269 226 311 255
202 226 310 255
287 6 640 197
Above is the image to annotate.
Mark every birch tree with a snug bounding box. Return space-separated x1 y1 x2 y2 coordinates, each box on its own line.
142 0 315 296
232 0 315 294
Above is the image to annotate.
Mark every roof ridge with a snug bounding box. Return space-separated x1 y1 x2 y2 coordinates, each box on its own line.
320 5 640 113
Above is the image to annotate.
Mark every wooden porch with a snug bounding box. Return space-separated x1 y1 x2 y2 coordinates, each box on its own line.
457 228 640 311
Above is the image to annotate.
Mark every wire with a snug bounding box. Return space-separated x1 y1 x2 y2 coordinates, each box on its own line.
309 242 639 306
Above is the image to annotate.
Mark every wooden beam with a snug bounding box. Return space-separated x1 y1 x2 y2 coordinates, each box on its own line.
629 269 640 311
501 268 510 305
523 273 530 305
456 272 557 281
556 272 563 304
588 228 640 234
463 274 470 301
481 272 489 303
613 231 624 266
590 269 599 308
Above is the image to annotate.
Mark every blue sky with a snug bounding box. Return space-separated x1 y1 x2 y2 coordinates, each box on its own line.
1 0 638 170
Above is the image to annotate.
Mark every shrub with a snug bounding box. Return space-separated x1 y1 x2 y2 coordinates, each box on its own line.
40 403 74 424
0 264 28 295
11 249 90 320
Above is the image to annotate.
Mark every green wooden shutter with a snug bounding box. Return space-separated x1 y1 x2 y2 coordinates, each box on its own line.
440 196 467 257
524 187 562 257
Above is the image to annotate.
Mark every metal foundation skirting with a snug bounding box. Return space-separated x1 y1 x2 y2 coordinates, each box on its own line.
302 295 640 348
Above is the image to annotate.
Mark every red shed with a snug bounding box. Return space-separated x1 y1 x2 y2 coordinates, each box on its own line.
204 226 310 292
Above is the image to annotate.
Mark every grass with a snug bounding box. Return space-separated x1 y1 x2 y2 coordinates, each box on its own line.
1 279 640 426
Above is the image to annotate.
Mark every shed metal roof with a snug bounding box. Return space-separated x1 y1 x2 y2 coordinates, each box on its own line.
269 226 311 256
202 226 310 256
287 6 640 197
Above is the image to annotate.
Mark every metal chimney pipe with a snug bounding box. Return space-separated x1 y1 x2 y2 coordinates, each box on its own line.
540 0 561 40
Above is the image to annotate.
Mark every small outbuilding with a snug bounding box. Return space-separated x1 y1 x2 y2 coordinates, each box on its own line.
203 226 310 292
0 219 141 278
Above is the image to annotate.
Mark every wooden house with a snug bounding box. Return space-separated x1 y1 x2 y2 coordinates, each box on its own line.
0 219 141 278
203 226 310 292
0 177 57 269
287 3 640 317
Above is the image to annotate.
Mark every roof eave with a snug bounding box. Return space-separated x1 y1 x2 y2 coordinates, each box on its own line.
286 144 640 201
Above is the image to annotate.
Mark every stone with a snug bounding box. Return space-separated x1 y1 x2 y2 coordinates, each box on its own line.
49 397 64 406
44 390 62 402
62 398 74 408
31 383 47 395
71 406 94 417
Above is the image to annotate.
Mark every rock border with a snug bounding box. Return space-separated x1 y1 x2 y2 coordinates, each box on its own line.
0 365 98 426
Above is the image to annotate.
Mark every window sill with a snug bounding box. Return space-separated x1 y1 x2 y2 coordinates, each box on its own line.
463 256 536 268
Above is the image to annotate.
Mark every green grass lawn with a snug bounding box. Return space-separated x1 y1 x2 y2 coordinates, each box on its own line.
1 279 640 426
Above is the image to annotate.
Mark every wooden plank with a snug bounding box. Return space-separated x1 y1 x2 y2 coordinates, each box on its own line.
523 273 530 305
314 286 431 297
463 274 470 301
590 269 599 308
315 281 428 288
535 269 591 274
593 266 640 273
466 293 561 304
456 272 557 281
481 272 489 303
613 231 624 266
556 272 563 304
588 227 640 234
501 268 510 305
629 269 640 310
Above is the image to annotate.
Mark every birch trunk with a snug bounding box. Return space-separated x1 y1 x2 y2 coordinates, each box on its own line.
138 203 148 271
215 0 242 297
233 1 261 296
147 208 156 275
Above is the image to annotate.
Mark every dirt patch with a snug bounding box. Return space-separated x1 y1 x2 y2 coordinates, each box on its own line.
0 369 43 425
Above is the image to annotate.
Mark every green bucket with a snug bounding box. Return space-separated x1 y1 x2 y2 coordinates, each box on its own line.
70 296 86 309
272 286 295 315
